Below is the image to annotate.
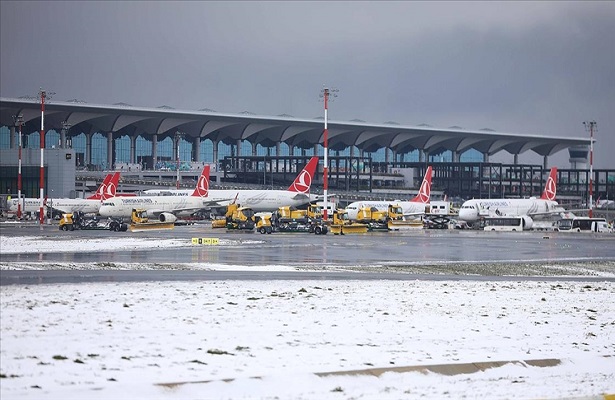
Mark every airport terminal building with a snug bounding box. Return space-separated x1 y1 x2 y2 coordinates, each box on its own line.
1 97 613 206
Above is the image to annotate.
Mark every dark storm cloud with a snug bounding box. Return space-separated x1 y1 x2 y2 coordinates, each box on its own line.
1 1 614 167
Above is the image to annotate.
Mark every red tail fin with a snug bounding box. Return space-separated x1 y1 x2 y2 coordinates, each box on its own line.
410 166 432 203
191 165 210 197
101 172 120 200
87 174 112 200
540 167 557 201
287 156 319 193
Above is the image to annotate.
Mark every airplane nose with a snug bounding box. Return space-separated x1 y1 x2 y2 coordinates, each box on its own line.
459 208 475 221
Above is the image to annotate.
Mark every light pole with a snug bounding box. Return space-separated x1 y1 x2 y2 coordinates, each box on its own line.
320 86 338 220
12 114 24 219
61 120 71 148
175 132 184 189
583 121 597 218
38 88 51 226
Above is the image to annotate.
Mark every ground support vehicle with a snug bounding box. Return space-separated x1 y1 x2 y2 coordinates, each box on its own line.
330 209 368 235
212 203 256 232
254 207 328 235
554 217 610 232
58 212 128 232
357 204 420 231
129 208 175 232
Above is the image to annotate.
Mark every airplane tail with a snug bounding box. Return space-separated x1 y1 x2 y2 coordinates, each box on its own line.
191 165 210 197
287 156 319 193
540 167 557 201
410 166 433 203
102 172 121 200
87 174 112 200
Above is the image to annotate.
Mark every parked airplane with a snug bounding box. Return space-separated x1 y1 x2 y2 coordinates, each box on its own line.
8 173 119 216
142 156 321 212
345 166 433 220
98 165 223 219
458 167 568 224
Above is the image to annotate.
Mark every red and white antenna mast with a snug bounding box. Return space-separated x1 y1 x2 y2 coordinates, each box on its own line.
175 132 183 189
583 121 597 218
12 114 24 219
320 86 338 220
37 88 55 226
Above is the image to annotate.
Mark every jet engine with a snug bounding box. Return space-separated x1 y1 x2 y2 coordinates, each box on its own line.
158 213 177 223
521 215 533 230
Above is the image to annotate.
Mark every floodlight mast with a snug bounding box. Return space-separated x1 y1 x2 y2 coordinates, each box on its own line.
583 121 597 218
12 114 24 219
39 89 47 225
320 86 338 220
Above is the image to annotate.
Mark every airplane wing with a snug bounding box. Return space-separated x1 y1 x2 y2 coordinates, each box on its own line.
528 208 585 217
149 199 233 218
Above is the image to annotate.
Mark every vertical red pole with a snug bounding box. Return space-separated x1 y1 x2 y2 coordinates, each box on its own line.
176 134 180 190
39 90 46 225
588 122 594 218
17 118 23 219
323 88 329 220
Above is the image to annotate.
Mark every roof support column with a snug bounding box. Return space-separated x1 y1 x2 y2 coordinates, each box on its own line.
288 144 294 157
543 155 548 170
313 143 319 156
276 142 280 157
212 139 218 166
483 152 490 163
107 131 114 170
193 136 201 162
85 133 92 167
514 153 519 165
452 151 460 163
251 142 257 156
385 148 390 165
350 146 355 158
130 135 136 164
173 135 179 162
419 149 425 163
152 134 158 167
9 125 15 149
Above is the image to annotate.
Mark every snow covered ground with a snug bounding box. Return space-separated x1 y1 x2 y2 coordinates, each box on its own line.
1 234 614 399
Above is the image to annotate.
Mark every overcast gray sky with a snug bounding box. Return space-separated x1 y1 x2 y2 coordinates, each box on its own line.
1 1 614 168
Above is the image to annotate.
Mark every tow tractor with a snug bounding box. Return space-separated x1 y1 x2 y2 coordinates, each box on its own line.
255 204 328 235
58 211 128 232
129 208 176 232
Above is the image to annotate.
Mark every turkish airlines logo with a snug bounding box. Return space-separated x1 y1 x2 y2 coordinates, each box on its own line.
104 183 116 199
417 178 431 203
544 177 556 201
96 184 105 197
292 170 312 193
195 174 209 198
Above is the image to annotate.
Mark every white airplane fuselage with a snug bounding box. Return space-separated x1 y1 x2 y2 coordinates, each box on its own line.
99 196 217 218
345 200 428 220
143 189 316 212
458 198 560 222
9 197 102 214
8 198 44 214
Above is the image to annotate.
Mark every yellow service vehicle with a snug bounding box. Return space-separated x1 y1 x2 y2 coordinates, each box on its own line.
260 204 328 235
357 204 423 231
330 209 368 235
212 203 256 232
129 208 176 232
